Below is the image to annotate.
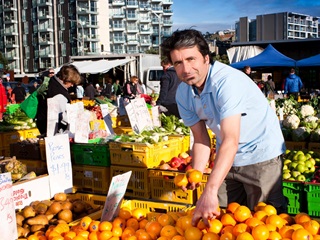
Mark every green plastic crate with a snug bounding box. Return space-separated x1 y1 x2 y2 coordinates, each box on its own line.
282 180 305 215
72 143 110 167
304 182 320 217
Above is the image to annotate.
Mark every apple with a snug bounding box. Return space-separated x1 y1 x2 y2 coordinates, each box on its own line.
184 156 192 164
185 164 193 172
169 157 183 168
177 163 187 171
209 161 214 169
296 175 306 182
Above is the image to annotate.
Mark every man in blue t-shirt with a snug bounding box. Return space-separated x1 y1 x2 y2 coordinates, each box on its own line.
161 29 287 228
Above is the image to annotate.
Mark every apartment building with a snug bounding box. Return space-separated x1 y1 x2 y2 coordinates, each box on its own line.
109 0 173 54
236 12 319 42
0 0 173 75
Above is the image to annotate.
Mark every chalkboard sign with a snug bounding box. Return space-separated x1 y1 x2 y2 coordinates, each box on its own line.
45 134 73 197
0 173 17 239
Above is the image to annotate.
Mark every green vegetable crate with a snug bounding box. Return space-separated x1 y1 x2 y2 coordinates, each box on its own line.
304 182 320 217
282 180 305 215
71 143 110 167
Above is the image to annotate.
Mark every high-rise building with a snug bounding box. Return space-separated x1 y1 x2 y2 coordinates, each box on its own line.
235 12 319 42
0 0 173 75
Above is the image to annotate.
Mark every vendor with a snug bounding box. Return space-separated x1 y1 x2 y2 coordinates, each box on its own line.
36 65 81 137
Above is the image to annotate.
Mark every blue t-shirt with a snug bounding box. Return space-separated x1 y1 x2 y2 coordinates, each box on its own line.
176 61 285 166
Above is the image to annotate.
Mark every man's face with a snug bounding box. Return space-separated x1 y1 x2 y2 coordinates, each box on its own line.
170 46 210 88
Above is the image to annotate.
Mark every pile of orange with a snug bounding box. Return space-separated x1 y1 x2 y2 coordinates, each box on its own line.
26 202 320 240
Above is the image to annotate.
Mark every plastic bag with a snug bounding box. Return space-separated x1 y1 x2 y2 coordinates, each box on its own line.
20 90 38 119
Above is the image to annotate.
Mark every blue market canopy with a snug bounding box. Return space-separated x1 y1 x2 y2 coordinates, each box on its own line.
230 44 296 69
296 53 320 67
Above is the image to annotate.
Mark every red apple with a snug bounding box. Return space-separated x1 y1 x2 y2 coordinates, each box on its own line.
185 164 193 172
177 163 187 171
184 156 192 164
169 157 183 168
209 161 214 169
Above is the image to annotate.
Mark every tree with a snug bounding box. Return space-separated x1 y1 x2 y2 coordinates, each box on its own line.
145 48 159 55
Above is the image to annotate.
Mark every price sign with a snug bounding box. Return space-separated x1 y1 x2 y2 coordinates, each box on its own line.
74 108 91 143
100 104 115 135
101 171 132 222
0 173 17 239
125 98 153 133
45 134 73 197
151 106 161 127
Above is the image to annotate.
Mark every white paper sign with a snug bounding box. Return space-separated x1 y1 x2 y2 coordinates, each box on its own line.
100 104 115 135
74 110 91 143
151 106 161 127
125 98 153 133
45 134 73 197
101 171 132 222
0 173 17 239
47 97 60 137
67 101 84 136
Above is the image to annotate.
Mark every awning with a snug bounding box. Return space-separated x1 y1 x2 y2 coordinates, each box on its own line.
296 54 320 67
55 59 134 74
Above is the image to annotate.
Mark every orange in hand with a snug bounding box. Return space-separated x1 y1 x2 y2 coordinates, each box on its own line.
174 173 189 187
186 169 203 184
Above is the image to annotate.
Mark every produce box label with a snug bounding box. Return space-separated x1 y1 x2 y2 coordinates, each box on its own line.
0 173 17 239
12 174 50 209
45 134 73 197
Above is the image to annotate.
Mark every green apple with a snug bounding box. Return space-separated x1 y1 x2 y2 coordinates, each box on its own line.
297 160 306 165
284 159 292 165
283 172 291 180
305 153 312 159
283 169 291 174
288 177 295 181
283 165 288 170
309 166 316 172
309 158 316 165
290 162 298 170
297 154 307 162
296 175 306 181
305 160 314 169
285 149 291 155
291 171 301 178
296 164 306 173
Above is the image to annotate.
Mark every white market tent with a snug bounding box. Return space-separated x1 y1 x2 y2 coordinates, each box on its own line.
55 59 134 74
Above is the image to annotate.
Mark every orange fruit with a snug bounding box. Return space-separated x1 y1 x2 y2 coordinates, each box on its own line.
126 218 140 231
160 225 178 239
171 236 186 240
294 212 311 224
253 210 268 223
245 217 264 229
268 231 282 240
251 224 270 240
236 232 254 240
278 225 294 239
98 230 113 240
73 236 87 240
89 221 101 232
48 230 61 239
265 214 285 230
126 237 138 240
176 215 193 231
254 202 267 212
88 231 99 240
221 225 234 234
207 218 223 234
122 227 136 239
186 169 202 184
261 205 277 216
132 208 147 221
99 221 113 232
184 226 203 240
77 230 90 239
158 213 175 226
232 223 250 237
112 217 126 230
292 228 313 240
175 226 184 236
109 237 120 240
28 235 39 240
226 202 241 214
145 221 162 237
80 216 93 231
202 232 220 240
139 219 149 229
64 231 77 240
119 208 132 220
278 213 294 225
112 226 123 237
220 232 236 240
265 223 276 232
314 235 320 240
174 173 189 187
291 223 303 230
301 219 320 235
196 219 207 230
221 213 237 226
233 205 252 223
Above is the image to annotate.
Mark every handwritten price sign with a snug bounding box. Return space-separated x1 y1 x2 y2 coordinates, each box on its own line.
0 173 17 239
46 134 73 197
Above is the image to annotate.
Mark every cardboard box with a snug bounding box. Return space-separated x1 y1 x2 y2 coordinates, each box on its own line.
12 174 50 210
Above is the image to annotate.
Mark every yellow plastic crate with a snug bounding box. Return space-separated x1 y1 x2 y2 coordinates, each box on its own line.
149 169 196 205
112 115 131 128
168 135 190 153
109 138 180 168
113 127 134 135
23 128 40 139
72 165 110 195
196 173 209 201
90 120 106 130
110 165 150 198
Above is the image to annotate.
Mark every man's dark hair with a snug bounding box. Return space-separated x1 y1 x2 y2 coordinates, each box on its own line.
161 29 212 64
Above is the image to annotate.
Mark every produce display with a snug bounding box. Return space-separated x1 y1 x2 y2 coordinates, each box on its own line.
0 108 36 131
21 201 320 240
0 157 37 181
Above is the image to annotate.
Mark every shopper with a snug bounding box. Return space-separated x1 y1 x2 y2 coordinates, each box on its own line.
76 83 84 100
284 68 303 99
28 81 39 94
84 82 96 100
123 76 141 100
36 64 81 137
154 57 181 118
101 78 113 99
12 82 26 103
161 29 287 227
112 79 122 96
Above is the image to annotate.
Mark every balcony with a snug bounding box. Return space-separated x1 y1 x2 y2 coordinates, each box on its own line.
162 0 173 5
163 9 173 15
5 51 19 60
140 28 152 34
111 24 125 31
127 0 138 8
4 16 18 24
163 20 172 26
127 26 139 33
127 39 139 45
5 41 19 48
112 13 125 18
140 39 151 46
35 0 52 7
112 0 125 6
139 4 150 11
140 17 151 23
113 37 126 44
3 3 17 11
127 14 138 21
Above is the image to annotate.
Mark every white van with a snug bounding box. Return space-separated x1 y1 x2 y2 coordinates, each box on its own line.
144 66 164 94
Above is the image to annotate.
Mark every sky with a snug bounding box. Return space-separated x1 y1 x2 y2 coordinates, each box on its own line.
172 0 320 33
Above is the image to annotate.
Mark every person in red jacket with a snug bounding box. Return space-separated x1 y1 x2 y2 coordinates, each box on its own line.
0 78 7 121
